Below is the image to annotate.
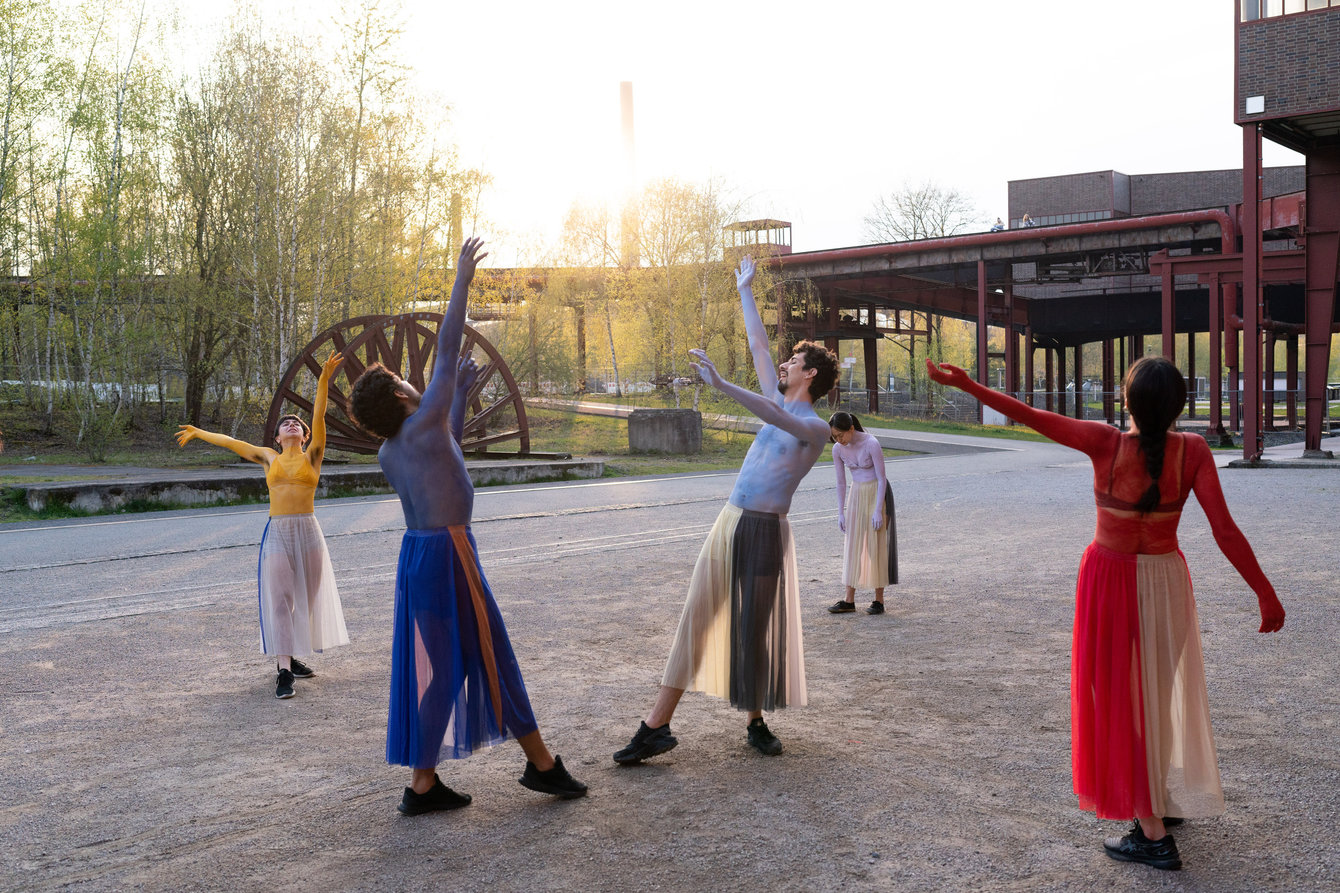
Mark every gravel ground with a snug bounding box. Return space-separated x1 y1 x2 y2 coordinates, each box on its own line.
1 432 1335 892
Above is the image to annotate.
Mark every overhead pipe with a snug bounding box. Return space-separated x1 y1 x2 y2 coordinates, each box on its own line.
769 208 1237 270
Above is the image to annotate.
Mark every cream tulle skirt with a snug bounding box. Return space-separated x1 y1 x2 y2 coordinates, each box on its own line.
257 513 349 657
841 479 898 590
662 504 806 711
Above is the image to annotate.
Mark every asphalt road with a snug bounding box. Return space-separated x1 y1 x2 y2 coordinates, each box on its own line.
1 431 1335 892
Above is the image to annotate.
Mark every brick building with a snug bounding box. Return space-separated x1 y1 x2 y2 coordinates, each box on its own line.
1008 167 1304 230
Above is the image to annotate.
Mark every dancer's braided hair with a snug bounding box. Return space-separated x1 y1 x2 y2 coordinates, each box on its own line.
1123 357 1187 513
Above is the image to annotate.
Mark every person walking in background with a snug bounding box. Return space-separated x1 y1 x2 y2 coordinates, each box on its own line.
826 411 897 615
925 355 1285 871
175 352 349 699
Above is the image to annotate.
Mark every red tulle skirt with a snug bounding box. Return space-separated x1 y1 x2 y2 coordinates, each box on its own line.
1070 543 1224 820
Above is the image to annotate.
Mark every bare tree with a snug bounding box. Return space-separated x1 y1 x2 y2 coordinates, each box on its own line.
863 181 980 410
863 181 980 243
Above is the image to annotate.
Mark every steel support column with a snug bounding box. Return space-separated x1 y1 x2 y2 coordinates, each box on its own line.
1004 280 1017 400
1265 329 1277 430
1025 328 1036 408
1045 348 1055 413
1242 124 1264 460
1161 259 1176 361
1187 331 1197 419
1210 273 1225 435
1227 284 1241 430
1304 146 1340 454
976 260 988 422
863 337 879 414
1102 339 1115 423
824 287 840 405
1073 345 1084 419
1057 348 1068 417
1286 335 1299 429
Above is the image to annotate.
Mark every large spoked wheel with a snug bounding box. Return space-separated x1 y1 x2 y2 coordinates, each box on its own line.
265 313 530 456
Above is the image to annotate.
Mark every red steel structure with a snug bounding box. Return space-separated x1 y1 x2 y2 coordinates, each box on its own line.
1237 0 1340 458
760 3 1340 463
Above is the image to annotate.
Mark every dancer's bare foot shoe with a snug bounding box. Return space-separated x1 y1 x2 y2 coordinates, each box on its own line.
613 721 678 765
398 775 471 815
827 600 856 614
288 658 314 678
519 755 588 798
746 717 782 755
1103 823 1181 870
865 601 885 615
275 668 295 699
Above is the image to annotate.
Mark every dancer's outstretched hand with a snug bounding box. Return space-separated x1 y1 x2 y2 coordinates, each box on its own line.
175 425 201 447
925 358 971 388
320 351 344 381
1258 592 1285 633
736 255 755 291
688 348 723 389
456 355 480 394
458 236 488 278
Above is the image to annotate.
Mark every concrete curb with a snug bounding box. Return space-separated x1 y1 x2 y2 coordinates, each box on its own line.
14 458 605 513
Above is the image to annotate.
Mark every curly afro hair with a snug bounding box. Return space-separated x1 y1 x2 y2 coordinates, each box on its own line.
348 363 408 440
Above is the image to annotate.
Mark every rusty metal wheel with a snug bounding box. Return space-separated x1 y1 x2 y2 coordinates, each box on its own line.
265 312 530 455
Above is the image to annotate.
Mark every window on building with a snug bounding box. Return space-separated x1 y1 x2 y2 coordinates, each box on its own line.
1243 0 1335 20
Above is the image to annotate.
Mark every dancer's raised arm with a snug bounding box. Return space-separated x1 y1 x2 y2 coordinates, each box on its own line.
417 237 487 425
736 256 780 400
307 352 344 468
450 355 480 445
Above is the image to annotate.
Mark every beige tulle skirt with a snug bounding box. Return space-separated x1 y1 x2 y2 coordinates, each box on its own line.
841 479 897 590
257 513 349 657
662 504 806 711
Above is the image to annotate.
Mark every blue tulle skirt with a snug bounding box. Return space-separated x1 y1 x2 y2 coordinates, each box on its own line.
386 526 538 768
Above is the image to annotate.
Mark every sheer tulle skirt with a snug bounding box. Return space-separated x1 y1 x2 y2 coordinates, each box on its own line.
662 504 806 711
256 513 348 657
1071 543 1223 819
841 480 898 589
386 527 538 768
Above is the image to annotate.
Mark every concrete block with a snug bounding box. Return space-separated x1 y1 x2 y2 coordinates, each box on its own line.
628 409 702 454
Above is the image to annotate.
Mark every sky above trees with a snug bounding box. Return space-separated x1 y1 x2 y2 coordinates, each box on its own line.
76 0 1309 265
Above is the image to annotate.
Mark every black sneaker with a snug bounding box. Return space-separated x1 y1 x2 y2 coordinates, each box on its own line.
1103 822 1182 870
613 721 678 765
746 717 783 755
275 668 295 699
865 601 885 615
827 600 856 614
398 775 472 815
518 755 588 799
288 659 314 679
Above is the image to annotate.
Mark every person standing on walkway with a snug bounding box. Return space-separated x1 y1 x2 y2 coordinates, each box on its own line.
347 236 586 815
827 411 897 616
175 352 350 699
925 356 1285 871
613 255 839 764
